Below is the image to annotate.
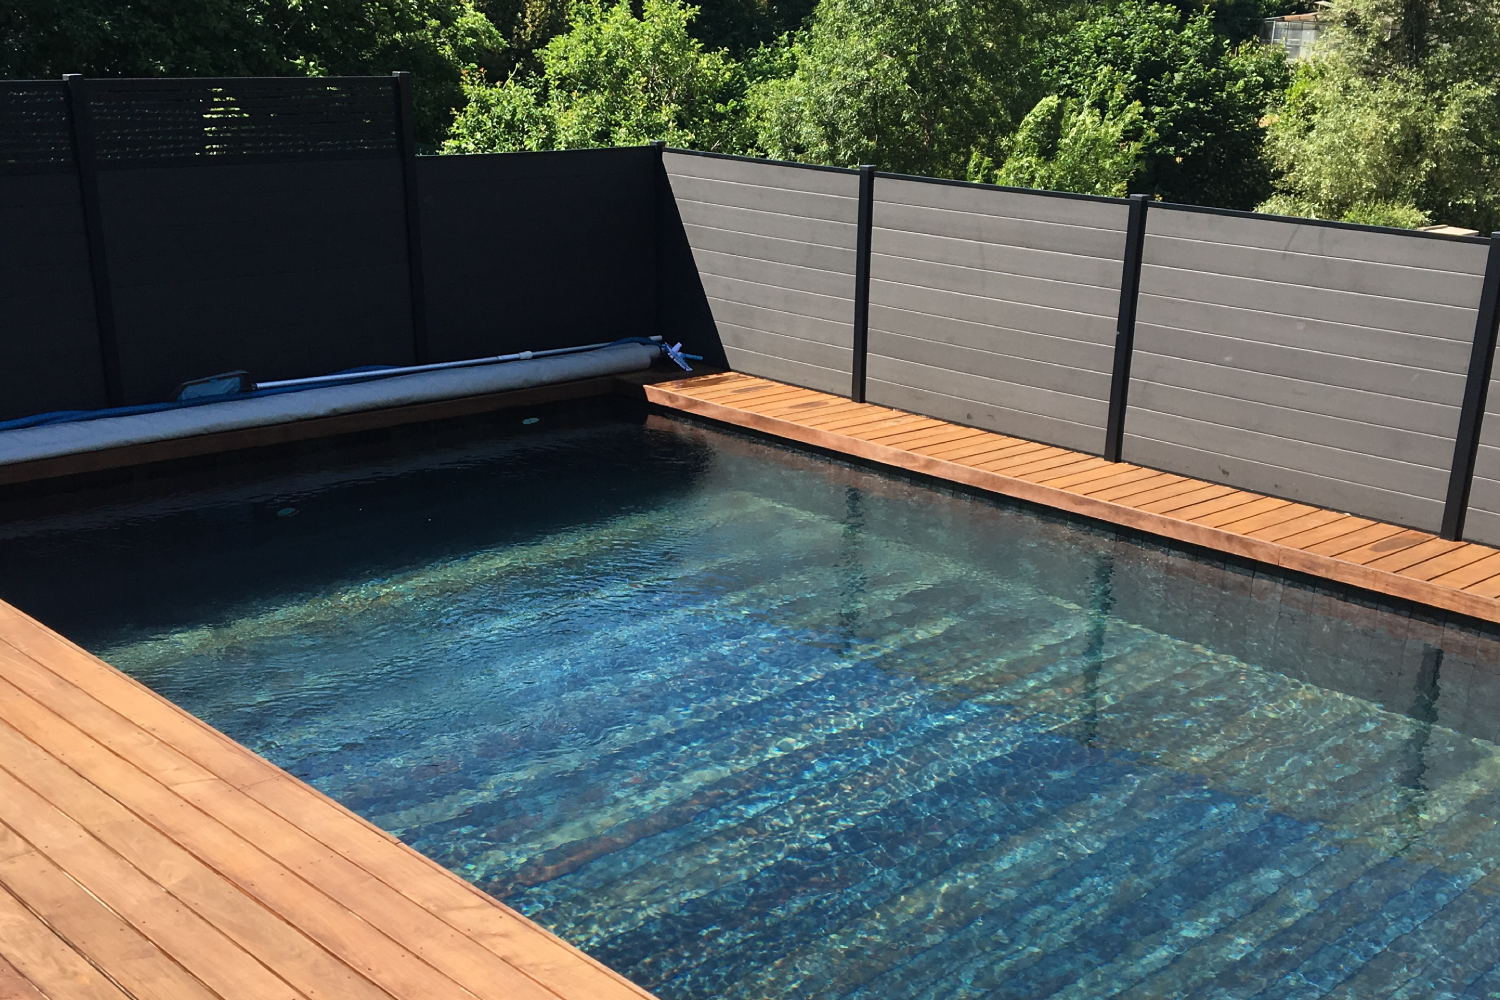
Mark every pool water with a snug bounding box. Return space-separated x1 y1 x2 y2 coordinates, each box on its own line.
5 409 1500 999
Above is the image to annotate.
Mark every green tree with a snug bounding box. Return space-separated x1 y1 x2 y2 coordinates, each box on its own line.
444 0 751 152
1259 0 1500 229
1045 1 1289 208
0 0 506 145
746 0 1049 178
976 94 1144 197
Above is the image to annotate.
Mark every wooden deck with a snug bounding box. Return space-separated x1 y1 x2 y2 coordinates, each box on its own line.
643 372 1500 626
0 599 657 1000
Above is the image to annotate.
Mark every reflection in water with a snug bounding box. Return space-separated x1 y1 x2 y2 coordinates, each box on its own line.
3 412 1500 998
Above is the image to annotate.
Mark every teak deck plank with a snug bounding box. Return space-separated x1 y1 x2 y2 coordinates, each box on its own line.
0 600 659 1000
642 373 1500 625
0 822 223 1000
0 880 133 1000
1435 552 1500 590
0 669 491 1000
1401 543 1496 582
1080 472 1183 502
0 715 382 1000
0 952 49 1000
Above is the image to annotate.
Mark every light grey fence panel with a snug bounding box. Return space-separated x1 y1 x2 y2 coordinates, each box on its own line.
664 151 859 394
866 177 1129 454
1127 207 1488 532
1465 378 1500 545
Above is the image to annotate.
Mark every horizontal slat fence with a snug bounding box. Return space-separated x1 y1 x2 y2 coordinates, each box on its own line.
1124 207 1488 532
663 151 859 395
866 176 1129 454
1465 378 1500 545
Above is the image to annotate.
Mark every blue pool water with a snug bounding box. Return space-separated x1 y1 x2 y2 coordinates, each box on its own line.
5 408 1500 998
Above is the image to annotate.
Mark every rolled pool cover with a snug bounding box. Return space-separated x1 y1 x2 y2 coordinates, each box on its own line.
0 342 659 468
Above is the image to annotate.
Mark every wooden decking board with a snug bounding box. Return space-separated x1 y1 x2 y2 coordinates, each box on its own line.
1244 509 1348 542
0 880 133 1000
0 716 379 1000
0 604 653 1000
1040 462 1143 491
1077 471 1181 501
1031 458 1112 486
942 441 1050 468
0 952 49 1000
0 672 479 1000
640 373 1500 624
1270 517 1378 552
1161 491 1265 524
1466 573 1500 599
919 434 1028 462
813 412 923 435
0 807 242 1000
1400 544 1494 582
1096 477 1206 509
855 418 950 444
1430 552 1500 590
755 397 860 419
1317 526 1426 562
1192 497 1294 530
1009 452 1102 477
1366 538 1468 574
0 658 564 1000
0 601 657 1000
1215 503 1323 536
871 425 987 451
989 451 1088 479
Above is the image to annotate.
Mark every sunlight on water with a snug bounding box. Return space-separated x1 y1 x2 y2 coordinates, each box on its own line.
7 412 1500 1000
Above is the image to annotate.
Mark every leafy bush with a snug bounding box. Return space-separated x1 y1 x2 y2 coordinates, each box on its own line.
445 0 751 151
1044 1 1289 208
0 0 506 144
747 0 1047 177
975 95 1144 197
1259 0 1500 231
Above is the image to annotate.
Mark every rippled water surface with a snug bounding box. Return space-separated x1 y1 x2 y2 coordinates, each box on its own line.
6 409 1500 999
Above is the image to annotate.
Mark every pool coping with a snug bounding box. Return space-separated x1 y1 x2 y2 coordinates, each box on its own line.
639 372 1500 628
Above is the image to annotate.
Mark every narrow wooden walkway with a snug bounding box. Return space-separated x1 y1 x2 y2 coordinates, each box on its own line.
644 372 1500 626
0 600 657 1000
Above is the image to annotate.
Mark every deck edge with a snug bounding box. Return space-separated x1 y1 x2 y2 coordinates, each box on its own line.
642 381 1500 627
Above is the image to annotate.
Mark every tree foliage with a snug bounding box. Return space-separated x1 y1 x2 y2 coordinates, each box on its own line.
0 0 505 144
747 0 1048 178
974 94 1144 197
10 0 1500 224
1259 0 1500 229
1043 1 1288 208
445 0 751 152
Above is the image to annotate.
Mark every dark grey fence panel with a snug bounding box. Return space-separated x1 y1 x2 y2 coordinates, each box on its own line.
1126 207 1488 531
418 147 656 363
0 81 110 421
99 160 414 404
663 151 859 395
0 172 110 420
866 176 1129 453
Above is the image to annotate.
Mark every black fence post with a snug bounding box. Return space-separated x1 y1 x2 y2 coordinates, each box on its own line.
1104 193 1150 463
392 71 429 364
1440 232 1500 541
850 165 876 402
651 140 666 344
63 74 124 407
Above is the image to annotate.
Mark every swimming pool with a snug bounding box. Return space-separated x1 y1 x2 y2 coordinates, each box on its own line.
4 407 1500 999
